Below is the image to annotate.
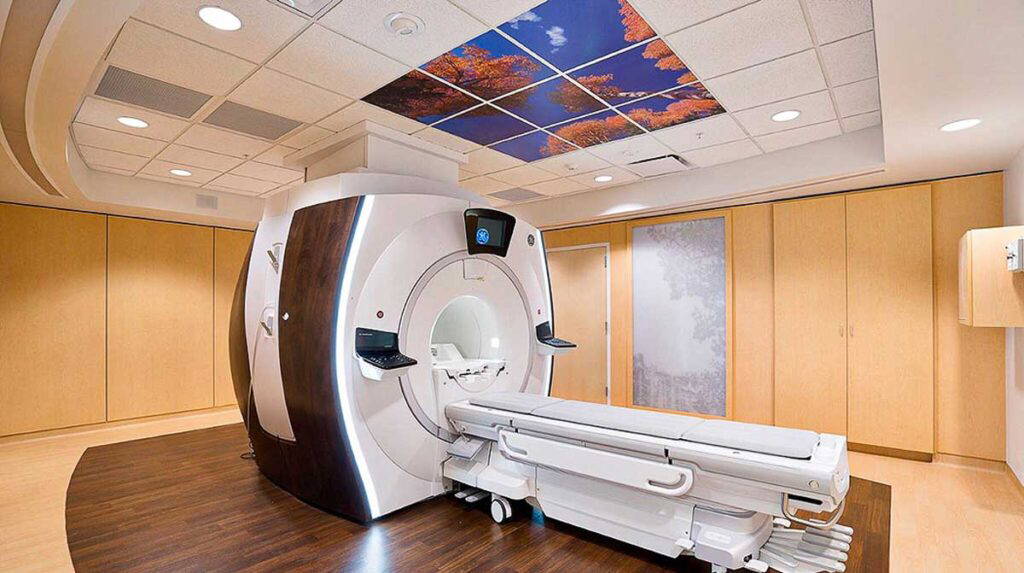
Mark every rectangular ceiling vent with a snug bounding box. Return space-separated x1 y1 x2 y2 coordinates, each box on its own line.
628 154 691 177
95 66 211 118
195 194 218 210
203 101 302 141
490 188 545 202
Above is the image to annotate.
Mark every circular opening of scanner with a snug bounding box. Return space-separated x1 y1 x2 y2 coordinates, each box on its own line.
430 295 502 362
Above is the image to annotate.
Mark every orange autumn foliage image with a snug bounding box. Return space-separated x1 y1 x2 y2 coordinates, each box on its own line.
424 44 540 103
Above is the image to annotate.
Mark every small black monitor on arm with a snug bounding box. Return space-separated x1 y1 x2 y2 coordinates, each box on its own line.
535 321 576 349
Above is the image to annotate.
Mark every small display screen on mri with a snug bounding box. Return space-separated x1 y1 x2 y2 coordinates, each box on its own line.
474 218 505 247
464 208 516 257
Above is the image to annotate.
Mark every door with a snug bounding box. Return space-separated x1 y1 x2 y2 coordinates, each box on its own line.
846 186 934 452
773 196 848 435
547 245 609 403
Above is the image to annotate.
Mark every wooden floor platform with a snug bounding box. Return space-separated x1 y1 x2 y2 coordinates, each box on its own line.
66 424 890 572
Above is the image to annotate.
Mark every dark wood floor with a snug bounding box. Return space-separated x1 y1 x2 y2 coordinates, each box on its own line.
66 424 890 572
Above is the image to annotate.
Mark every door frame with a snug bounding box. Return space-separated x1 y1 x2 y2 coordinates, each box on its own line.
546 242 612 404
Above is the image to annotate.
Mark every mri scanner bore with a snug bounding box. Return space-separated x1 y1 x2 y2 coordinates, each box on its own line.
231 172 853 573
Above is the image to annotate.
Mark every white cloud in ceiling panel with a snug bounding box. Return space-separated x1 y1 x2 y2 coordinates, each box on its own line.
532 149 613 177
106 20 255 95
176 124 272 158
680 138 762 167
820 32 877 87
140 159 221 184
628 0 757 36
72 123 165 157
703 50 826 111
665 0 812 79
320 0 488 68
733 90 836 135
318 101 424 134
461 175 514 195
78 145 150 171
588 134 673 166
653 114 747 153
75 96 190 141
833 78 880 117
131 0 307 63
803 0 874 44
230 68 352 125
568 166 641 188
464 147 523 174
278 124 332 149
230 161 303 184
414 127 480 154
207 173 279 195
448 0 545 27
157 144 244 172
525 178 588 196
843 110 881 132
755 120 841 152
490 164 559 186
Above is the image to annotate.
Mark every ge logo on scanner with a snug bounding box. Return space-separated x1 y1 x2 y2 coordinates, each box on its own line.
475 228 490 245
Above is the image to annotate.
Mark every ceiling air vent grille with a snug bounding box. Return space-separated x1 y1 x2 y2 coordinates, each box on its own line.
203 101 302 141
490 188 545 202
95 66 211 118
195 194 218 209
628 154 691 177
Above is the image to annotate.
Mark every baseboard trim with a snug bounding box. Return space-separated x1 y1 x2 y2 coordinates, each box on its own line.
1008 465 1024 500
849 442 933 462
0 406 240 445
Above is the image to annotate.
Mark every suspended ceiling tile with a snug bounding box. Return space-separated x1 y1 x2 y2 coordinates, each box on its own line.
107 19 255 95
653 113 746 153
273 0 334 17
703 50 826 111
491 130 574 162
362 70 479 126
432 105 534 147
318 101 425 134
833 78 880 117
91 165 136 177
803 0 874 44
484 194 512 208
843 110 881 132
447 0 545 27
587 133 672 165
76 96 190 141
267 25 409 99
94 66 212 119
489 187 546 202
568 165 641 188
525 177 588 196
157 144 245 172
492 77 603 127
460 175 514 195
71 123 165 157
77 145 150 171
459 167 476 181
545 110 644 152
627 155 688 177
617 83 726 132
207 173 279 194
628 0 758 36
131 0 307 63
203 101 303 140
278 124 332 149
230 68 352 124
821 32 877 87
137 173 202 187
755 120 841 152
490 164 559 186
680 138 762 167
140 159 222 184
665 0 812 79
464 146 524 174
414 126 480 153
320 0 488 68
230 161 303 184
253 145 299 167
532 149 613 177
733 90 836 136
567 41 695 107
424 30 554 102
176 124 273 158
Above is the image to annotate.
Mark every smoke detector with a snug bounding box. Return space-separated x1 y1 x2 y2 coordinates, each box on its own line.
385 12 424 37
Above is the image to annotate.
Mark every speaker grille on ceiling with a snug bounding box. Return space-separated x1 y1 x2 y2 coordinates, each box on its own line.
490 188 545 202
203 101 302 141
95 66 211 118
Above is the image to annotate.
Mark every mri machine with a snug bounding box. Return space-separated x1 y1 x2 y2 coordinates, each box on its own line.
229 170 854 573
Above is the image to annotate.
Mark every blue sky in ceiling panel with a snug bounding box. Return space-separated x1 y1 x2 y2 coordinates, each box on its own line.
570 40 697 105
547 109 643 148
491 130 572 162
493 77 606 128
362 70 478 125
499 0 656 71
432 105 534 146
421 30 555 101
617 83 726 131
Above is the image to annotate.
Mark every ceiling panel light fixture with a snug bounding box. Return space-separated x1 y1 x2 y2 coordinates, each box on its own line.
940 118 981 132
771 110 801 122
169 168 193 177
594 174 613 183
116 116 149 128
198 6 242 31
385 12 424 37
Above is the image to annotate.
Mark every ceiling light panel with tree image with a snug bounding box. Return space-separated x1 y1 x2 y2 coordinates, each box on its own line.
360 0 727 162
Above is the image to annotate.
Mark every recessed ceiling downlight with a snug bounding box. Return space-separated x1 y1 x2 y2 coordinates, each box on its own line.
771 110 801 122
198 6 242 31
385 12 424 37
940 118 981 132
116 116 148 128
169 168 192 177
594 175 613 183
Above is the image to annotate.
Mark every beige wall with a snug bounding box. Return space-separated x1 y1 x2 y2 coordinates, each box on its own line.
0 202 252 437
1004 146 1024 483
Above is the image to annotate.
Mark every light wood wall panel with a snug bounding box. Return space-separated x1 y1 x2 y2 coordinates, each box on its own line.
773 196 848 434
846 185 934 453
933 174 1005 459
108 217 214 420
548 246 608 403
214 228 253 407
732 204 774 425
0 205 106 436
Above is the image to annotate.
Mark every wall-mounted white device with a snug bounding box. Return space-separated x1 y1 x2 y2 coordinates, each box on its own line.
1006 237 1024 272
